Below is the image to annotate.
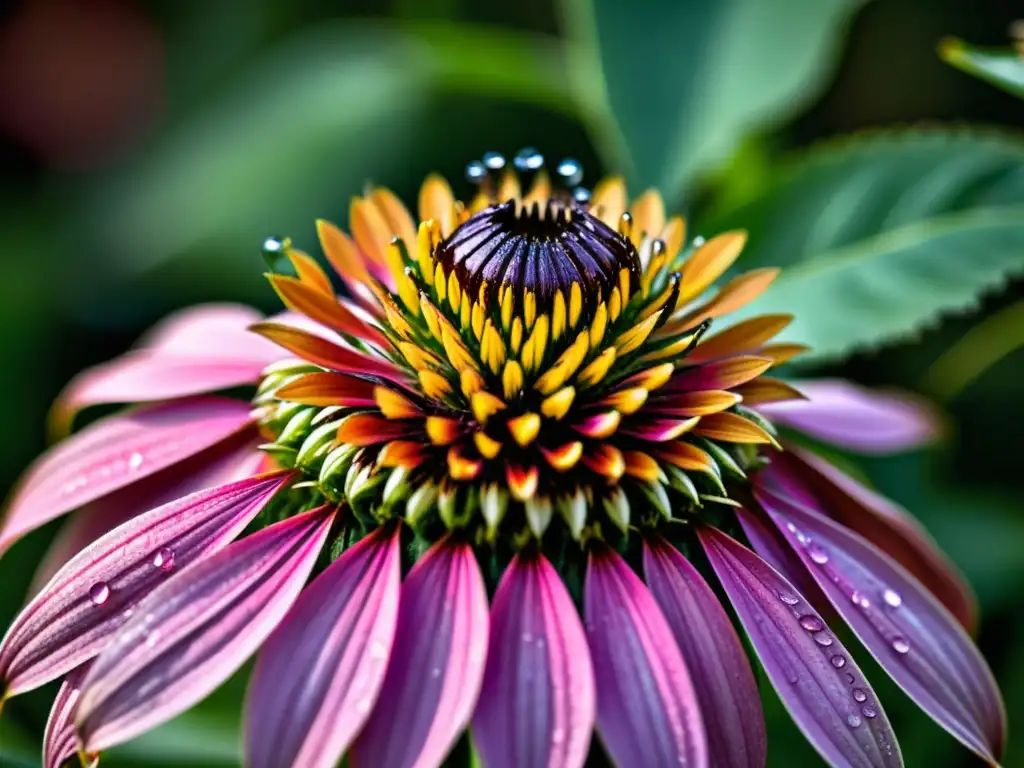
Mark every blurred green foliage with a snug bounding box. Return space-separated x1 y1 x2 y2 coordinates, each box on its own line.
1 0 1023 765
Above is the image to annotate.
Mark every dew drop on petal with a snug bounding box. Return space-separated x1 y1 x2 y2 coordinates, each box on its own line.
830 655 847 669
807 543 830 564
128 452 144 471
798 615 824 632
853 688 867 702
522 631 533 644
862 705 877 719
814 633 834 647
152 547 176 572
778 592 800 606
89 582 110 605
692 236 706 248
845 672 855 685
847 714 862 728
892 636 911 654
431 666 441 678
883 589 903 608
552 728 565 745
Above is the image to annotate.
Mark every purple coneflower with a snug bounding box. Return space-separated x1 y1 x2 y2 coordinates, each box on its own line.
0 149 1006 768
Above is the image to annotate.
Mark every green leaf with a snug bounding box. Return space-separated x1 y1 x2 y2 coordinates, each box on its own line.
706 129 1024 362
940 37 1024 100
561 0 864 199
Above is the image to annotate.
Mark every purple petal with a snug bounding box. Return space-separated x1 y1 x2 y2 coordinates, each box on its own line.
584 545 707 768
758 379 940 454
350 537 489 768
643 537 766 768
755 486 1006 765
473 552 596 768
0 397 256 555
244 525 402 768
43 664 91 768
0 472 291 696
699 526 902 768
759 449 978 632
29 436 264 597
75 505 334 752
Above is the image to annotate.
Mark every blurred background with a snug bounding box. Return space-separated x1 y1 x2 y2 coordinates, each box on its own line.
0 0 1022 765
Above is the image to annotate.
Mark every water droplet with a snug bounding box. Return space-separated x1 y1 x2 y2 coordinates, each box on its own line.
152 547 175 572
262 236 286 255
556 158 583 187
853 688 867 702
862 705 877 719
369 641 388 659
128 452 144 470
482 151 506 171
89 582 110 605
692 236 706 247
778 592 800 606
551 728 565 745
807 543 830 564
847 714 862 728
830 655 847 669
430 666 441 678
814 634 834 647
845 673 855 685
465 160 487 184
883 589 903 608
145 630 160 648
892 636 911 655
851 590 871 608
572 187 591 204
522 631 533 644
799 615 824 632
513 147 545 172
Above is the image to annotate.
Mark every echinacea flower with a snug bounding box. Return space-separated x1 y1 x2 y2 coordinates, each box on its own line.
0 149 1006 768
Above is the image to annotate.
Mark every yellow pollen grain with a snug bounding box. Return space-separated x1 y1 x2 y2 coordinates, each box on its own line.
569 283 583 328
459 293 471 331
552 290 567 340
609 287 622 322
415 221 436 279
507 412 541 447
419 370 451 400
471 391 506 424
540 386 575 419
615 313 660 356
543 441 583 472
602 387 648 414
522 315 549 373
503 360 524 399
474 431 503 459
524 290 537 331
398 342 440 371
501 288 515 332
419 293 443 341
471 301 485 341
510 317 524 355
426 416 458 445
460 369 485 397
448 271 462 314
433 263 447 302
577 347 617 388
590 303 608 348
618 268 631 302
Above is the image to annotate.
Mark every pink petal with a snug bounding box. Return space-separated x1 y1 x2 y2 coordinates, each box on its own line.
350 537 489 768
699 525 902 768
0 397 255 555
584 545 707 768
52 305 284 433
75 505 334 752
0 472 290 696
473 552 596 768
755 486 1006 765
244 525 402 768
757 379 940 454
643 537 766 768
43 664 91 768
759 449 978 632
29 435 264 596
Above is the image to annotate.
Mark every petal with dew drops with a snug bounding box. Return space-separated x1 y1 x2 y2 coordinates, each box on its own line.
249 322 406 383
757 379 940 455
474 552 596 768
687 314 793 364
0 397 255 556
418 174 456 236
75 505 334 753
274 371 378 408
643 537 766 768
754 487 1006 765
765 449 977 632
584 545 707 768
43 664 92 768
350 537 489 768
677 231 748 305
245 525 401 768
0 471 292 696
51 305 282 435
28 434 264 597
699 525 903 768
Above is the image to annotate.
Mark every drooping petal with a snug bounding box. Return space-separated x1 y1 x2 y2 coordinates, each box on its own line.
473 552 596 768
29 435 264 596
350 537 489 768
244 525 402 768
51 305 282 434
0 397 256 556
755 487 1005 765
757 380 940 454
584 545 707 768
43 664 92 768
699 526 902 768
0 472 291 696
643 537 766 768
758 450 977 631
75 505 334 752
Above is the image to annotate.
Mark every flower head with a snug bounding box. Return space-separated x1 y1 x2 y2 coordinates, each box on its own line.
0 150 1006 768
